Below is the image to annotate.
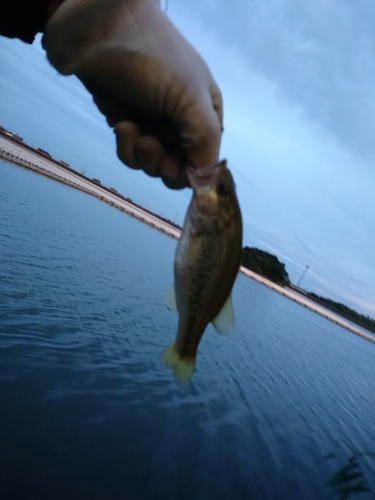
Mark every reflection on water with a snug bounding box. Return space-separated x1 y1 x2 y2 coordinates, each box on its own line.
1 161 375 500
323 449 375 500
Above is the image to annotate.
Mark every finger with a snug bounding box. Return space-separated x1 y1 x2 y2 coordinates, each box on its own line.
115 122 188 188
136 137 188 189
114 121 141 169
134 136 164 177
159 154 189 190
173 88 223 169
210 82 224 129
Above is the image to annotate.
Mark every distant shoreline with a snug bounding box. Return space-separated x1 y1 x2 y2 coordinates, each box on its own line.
0 131 181 240
1 130 374 345
240 267 375 344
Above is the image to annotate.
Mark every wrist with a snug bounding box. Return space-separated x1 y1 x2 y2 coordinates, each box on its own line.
43 0 164 75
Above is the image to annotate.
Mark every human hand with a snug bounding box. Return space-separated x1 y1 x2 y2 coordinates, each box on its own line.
43 0 223 189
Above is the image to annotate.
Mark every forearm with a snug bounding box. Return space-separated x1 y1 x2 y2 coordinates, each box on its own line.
0 0 160 44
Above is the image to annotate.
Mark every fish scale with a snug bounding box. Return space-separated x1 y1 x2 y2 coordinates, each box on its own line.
161 160 243 385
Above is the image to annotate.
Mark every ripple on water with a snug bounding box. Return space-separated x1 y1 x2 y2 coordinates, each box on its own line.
1 162 375 500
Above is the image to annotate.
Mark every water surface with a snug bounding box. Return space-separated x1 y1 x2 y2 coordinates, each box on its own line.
1 161 374 499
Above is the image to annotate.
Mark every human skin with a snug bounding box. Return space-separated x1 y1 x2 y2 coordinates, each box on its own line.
43 0 223 189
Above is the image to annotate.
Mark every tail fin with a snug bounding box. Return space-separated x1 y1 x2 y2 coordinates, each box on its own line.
161 343 196 386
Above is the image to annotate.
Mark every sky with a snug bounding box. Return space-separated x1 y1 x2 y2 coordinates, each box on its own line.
0 0 374 317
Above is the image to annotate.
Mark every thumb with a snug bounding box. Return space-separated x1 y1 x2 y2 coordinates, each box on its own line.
177 83 223 169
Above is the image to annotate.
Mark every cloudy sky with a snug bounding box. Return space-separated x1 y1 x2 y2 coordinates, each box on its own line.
1 0 374 316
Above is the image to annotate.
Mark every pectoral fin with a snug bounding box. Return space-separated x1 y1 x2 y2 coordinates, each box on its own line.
166 285 178 312
212 294 235 335
161 343 195 386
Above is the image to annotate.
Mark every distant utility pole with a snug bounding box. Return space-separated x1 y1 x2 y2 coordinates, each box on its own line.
297 265 309 288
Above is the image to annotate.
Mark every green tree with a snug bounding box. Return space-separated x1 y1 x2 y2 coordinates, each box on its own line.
307 292 375 334
241 247 290 286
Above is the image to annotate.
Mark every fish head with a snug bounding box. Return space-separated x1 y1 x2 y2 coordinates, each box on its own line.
187 160 240 221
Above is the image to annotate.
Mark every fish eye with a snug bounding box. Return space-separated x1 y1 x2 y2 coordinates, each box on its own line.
216 182 230 196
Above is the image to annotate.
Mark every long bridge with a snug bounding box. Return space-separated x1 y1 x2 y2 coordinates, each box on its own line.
1 130 374 344
0 131 181 240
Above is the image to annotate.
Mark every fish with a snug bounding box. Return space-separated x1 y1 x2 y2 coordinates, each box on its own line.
162 160 243 385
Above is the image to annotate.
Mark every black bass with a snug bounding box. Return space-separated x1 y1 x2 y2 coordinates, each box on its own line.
162 160 243 384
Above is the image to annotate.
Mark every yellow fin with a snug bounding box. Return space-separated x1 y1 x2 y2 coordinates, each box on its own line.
161 343 196 386
165 286 178 312
212 294 235 335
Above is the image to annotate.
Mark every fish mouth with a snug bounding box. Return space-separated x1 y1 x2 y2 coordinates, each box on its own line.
187 161 226 190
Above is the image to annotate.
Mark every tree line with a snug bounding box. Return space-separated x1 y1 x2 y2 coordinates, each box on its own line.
241 246 290 286
306 292 375 335
241 246 375 335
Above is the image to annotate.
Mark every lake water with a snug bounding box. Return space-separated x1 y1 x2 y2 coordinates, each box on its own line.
1 161 374 500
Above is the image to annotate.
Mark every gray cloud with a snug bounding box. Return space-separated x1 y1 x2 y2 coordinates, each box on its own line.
182 0 375 163
1 10 374 316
